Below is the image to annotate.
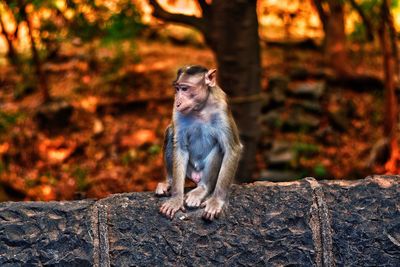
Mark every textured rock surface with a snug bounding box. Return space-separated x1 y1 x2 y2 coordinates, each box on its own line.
0 175 399 266
0 200 95 266
106 180 315 266
321 176 400 266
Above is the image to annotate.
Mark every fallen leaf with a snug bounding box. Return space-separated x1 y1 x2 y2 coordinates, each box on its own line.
38 136 77 164
121 129 157 148
80 96 98 112
93 119 104 134
0 143 10 154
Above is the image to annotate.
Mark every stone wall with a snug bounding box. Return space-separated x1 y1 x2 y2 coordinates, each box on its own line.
0 175 399 266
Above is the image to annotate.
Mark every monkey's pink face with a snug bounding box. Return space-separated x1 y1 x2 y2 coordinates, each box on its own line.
174 76 208 114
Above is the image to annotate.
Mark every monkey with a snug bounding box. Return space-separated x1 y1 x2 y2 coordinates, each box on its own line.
155 65 243 221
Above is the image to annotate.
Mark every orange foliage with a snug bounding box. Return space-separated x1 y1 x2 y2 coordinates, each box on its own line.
121 129 157 148
0 143 10 154
385 145 400 174
38 136 77 164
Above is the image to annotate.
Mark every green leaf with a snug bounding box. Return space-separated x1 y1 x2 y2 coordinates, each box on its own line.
0 111 23 133
314 164 327 177
32 0 45 8
148 145 161 155
101 4 143 45
72 167 89 191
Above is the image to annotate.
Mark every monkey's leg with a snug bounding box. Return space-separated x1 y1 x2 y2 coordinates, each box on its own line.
156 125 173 196
185 147 222 208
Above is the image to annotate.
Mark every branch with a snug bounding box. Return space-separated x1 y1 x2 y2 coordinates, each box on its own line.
348 0 374 41
312 0 328 31
0 13 5 35
383 0 399 79
148 0 205 33
0 14 10 42
196 0 210 16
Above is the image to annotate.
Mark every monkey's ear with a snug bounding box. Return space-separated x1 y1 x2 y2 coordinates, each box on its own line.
205 69 217 87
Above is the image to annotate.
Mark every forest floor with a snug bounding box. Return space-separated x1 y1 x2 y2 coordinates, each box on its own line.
0 39 396 201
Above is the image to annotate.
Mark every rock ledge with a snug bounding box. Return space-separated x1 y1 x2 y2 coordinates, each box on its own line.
1 175 399 266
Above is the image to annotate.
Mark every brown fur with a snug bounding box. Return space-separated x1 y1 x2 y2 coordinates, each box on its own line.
157 66 242 220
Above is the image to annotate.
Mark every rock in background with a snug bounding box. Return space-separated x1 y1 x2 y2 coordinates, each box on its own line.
260 75 327 181
259 72 370 181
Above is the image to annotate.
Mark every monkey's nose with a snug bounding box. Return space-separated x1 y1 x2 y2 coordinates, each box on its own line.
176 102 181 107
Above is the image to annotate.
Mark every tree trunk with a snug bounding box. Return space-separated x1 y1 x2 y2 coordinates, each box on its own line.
209 0 261 182
325 0 351 76
149 0 262 182
19 2 50 102
379 0 399 172
313 0 351 76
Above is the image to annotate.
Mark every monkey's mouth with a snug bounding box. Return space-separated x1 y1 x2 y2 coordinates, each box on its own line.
177 106 191 114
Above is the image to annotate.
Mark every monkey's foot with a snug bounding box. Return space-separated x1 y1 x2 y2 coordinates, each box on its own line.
185 186 207 208
201 197 225 221
155 182 170 196
160 196 185 219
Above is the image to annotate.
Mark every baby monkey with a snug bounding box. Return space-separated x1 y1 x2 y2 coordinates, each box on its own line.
156 65 243 220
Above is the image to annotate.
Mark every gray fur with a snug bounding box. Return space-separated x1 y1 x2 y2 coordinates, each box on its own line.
164 111 223 184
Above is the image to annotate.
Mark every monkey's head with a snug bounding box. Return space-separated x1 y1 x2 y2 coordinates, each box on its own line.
173 65 217 115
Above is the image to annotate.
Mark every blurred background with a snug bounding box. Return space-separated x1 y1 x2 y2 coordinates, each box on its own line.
0 0 399 201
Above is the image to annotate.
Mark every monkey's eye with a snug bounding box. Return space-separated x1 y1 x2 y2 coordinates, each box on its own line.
175 85 188 92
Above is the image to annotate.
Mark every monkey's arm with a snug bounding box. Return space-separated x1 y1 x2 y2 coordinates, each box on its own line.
159 145 188 219
202 121 242 220
213 145 241 198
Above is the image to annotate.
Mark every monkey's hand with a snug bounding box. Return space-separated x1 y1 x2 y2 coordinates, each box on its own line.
160 196 185 219
201 197 225 221
155 182 170 196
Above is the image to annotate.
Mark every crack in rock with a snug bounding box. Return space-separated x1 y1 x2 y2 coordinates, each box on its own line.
306 177 335 267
